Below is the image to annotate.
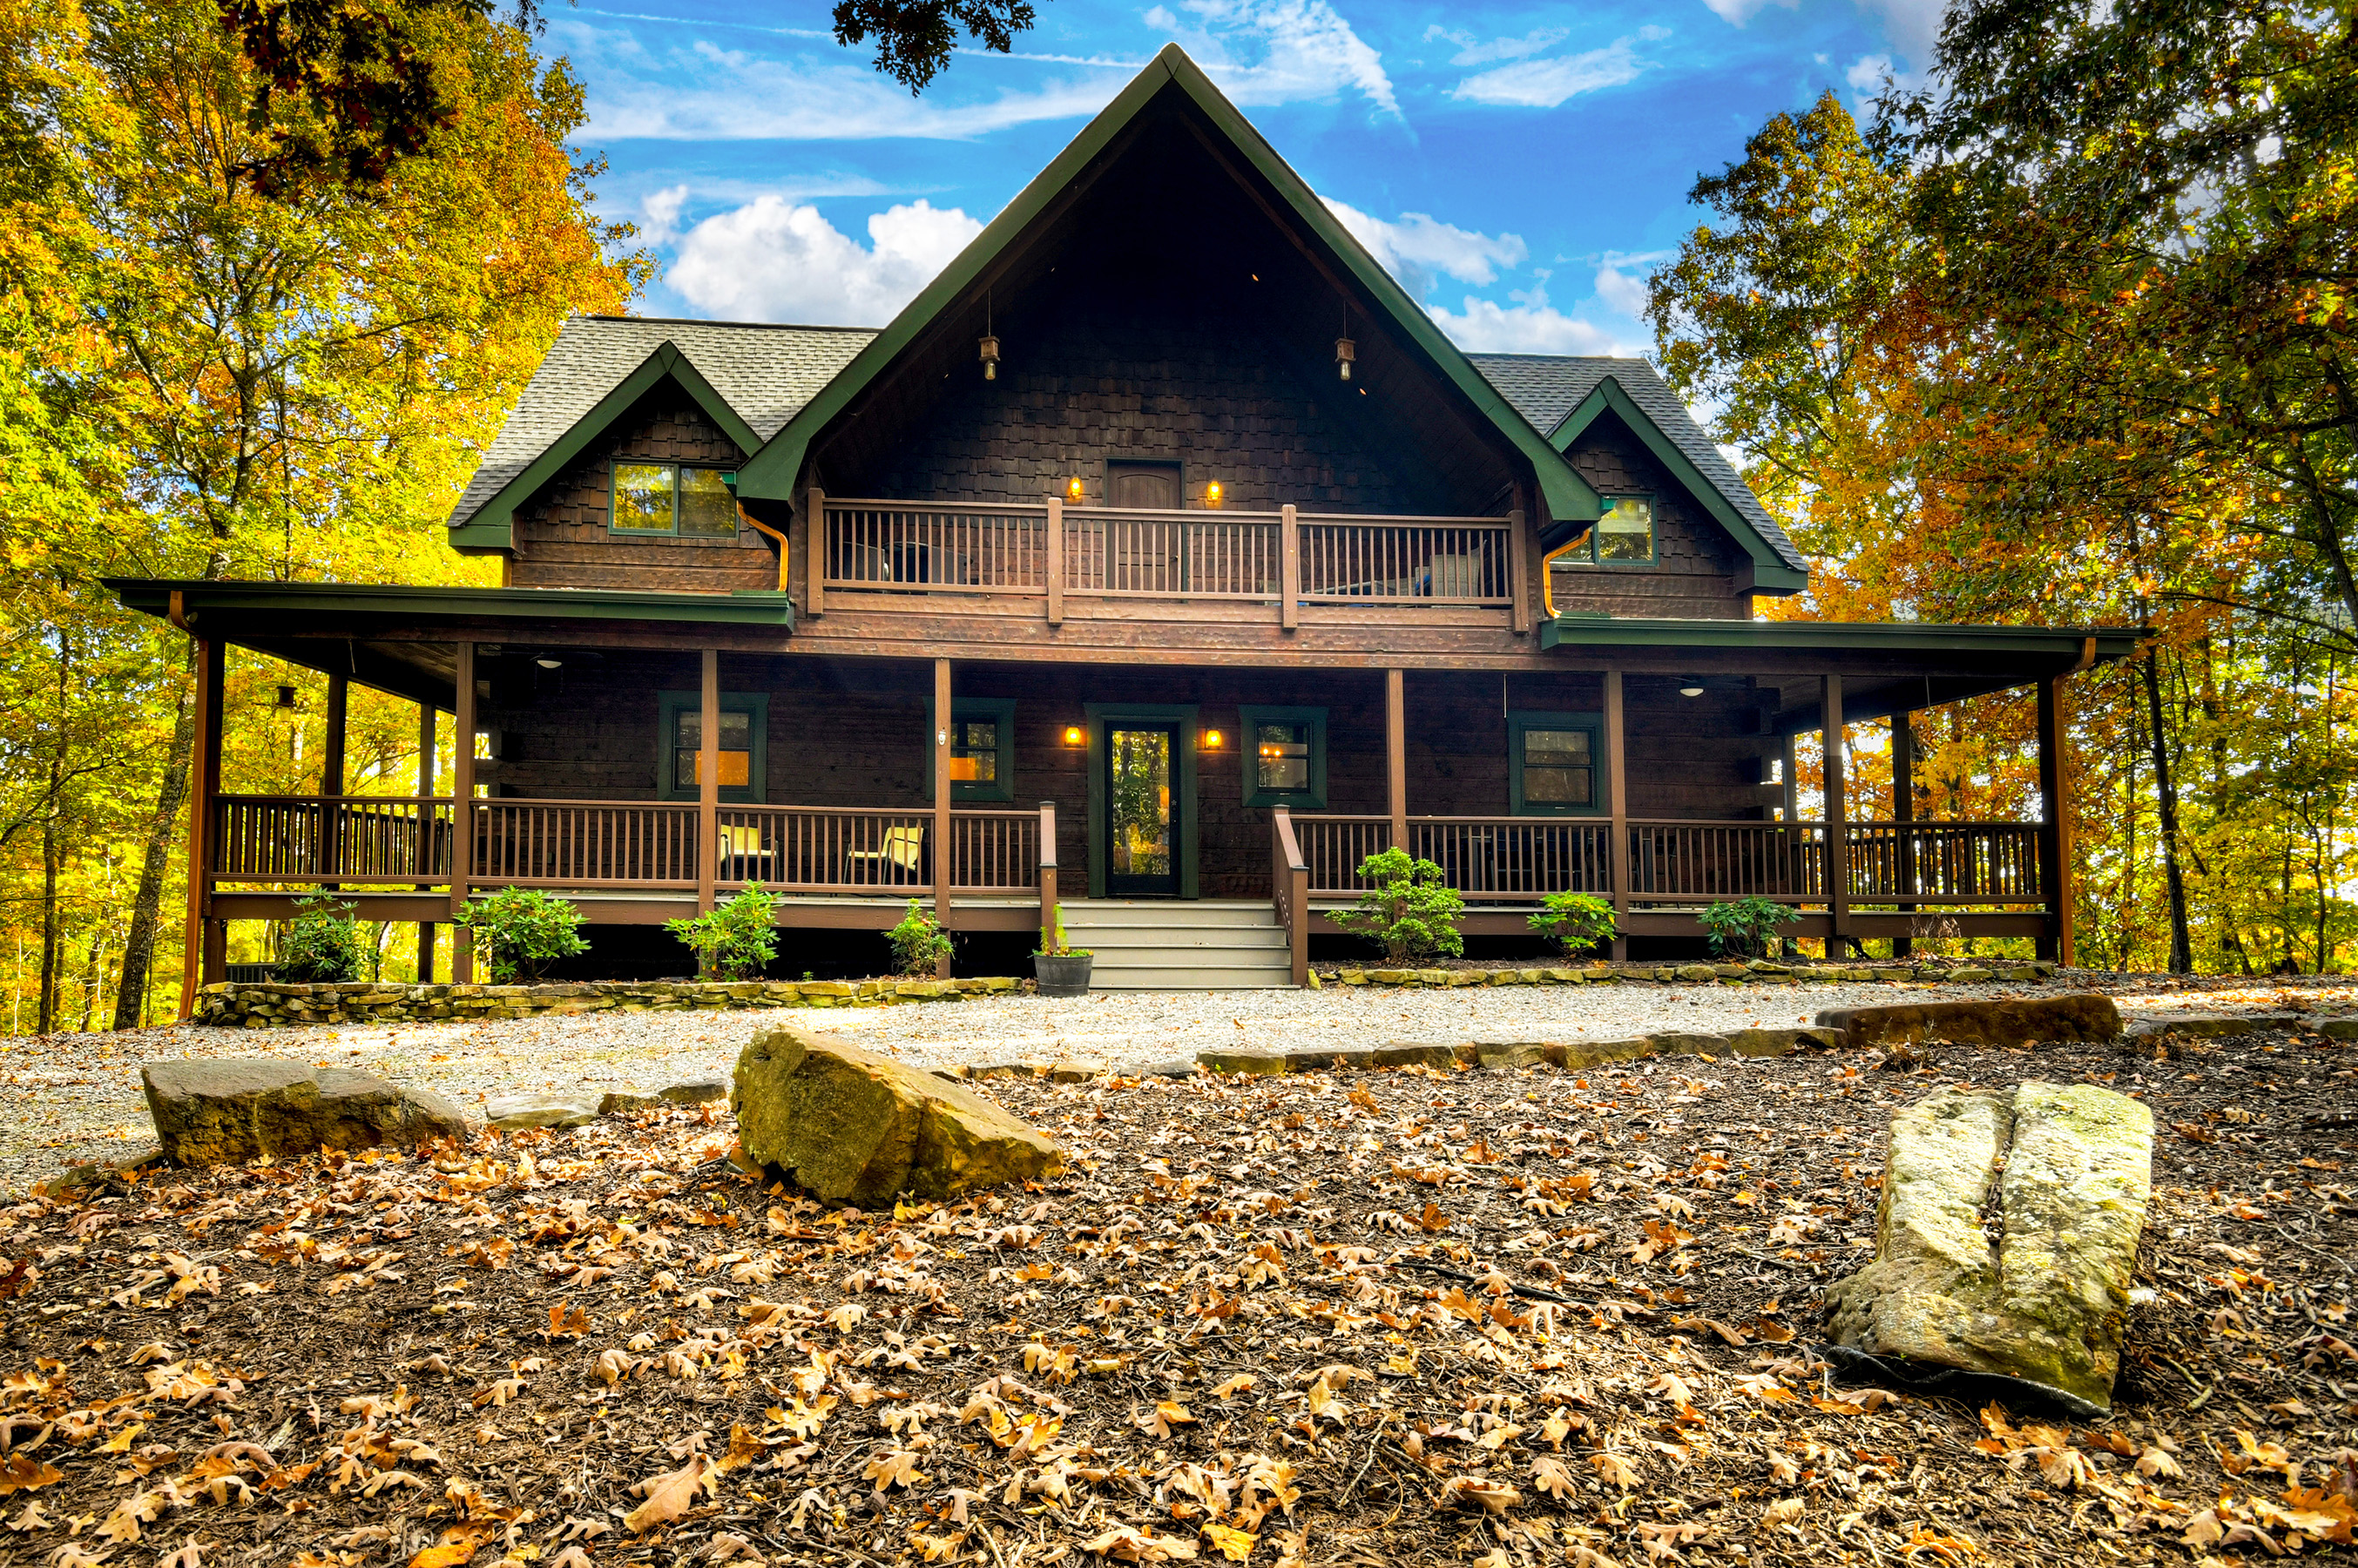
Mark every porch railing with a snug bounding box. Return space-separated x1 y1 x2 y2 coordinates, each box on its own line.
213 795 452 882
818 497 1514 608
1295 815 2044 905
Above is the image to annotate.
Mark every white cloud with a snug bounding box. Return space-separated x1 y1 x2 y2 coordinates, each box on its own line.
1592 257 1652 319
1422 24 1571 66
667 198 984 325
1855 0 1945 67
639 184 690 244
1424 293 1632 355
1170 0 1398 116
1451 38 1649 107
1698 0 1799 24
1323 199 1526 296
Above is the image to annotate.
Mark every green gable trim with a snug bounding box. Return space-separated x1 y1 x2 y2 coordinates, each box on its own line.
451 342 761 555
733 44 1601 528
105 578 796 630
1537 616 2145 659
1550 377 1807 593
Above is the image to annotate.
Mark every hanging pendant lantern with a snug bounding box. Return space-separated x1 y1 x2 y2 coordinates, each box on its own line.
979 335 1000 380
1335 336 1355 381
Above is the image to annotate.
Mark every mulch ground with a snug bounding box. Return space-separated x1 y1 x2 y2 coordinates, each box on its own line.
0 1027 2350 1568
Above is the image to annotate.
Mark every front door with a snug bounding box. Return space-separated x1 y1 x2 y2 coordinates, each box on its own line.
1105 723 1179 896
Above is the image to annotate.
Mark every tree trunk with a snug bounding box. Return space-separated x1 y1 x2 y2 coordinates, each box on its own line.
112 649 197 1031
37 808 61 1036
2140 651 2193 973
76 926 102 1034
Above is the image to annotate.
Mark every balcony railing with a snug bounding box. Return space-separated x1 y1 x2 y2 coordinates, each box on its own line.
1294 815 2044 905
814 496 1517 616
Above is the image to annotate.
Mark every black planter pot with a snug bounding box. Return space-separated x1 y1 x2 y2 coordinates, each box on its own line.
1034 953 1092 997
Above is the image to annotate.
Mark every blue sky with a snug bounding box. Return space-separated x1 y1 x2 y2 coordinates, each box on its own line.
550 0 1936 355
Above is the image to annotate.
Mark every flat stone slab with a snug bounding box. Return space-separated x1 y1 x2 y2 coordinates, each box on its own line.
1824 1080 2153 1415
2322 1018 2358 1041
1816 992 2120 1051
484 1092 603 1131
660 1075 730 1104
1197 1051 1287 1076
2136 1010 2303 1038
143 1058 479 1165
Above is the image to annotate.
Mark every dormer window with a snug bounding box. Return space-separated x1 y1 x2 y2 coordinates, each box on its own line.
611 461 740 537
1551 496 1656 568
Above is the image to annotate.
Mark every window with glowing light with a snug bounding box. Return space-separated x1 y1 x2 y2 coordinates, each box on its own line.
656 691 768 802
1238 706 1327 808
924 697 1017 802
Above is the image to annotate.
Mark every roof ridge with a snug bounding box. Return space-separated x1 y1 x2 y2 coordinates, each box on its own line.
574 314 883 335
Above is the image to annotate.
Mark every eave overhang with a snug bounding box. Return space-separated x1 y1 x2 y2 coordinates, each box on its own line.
106 579 796 630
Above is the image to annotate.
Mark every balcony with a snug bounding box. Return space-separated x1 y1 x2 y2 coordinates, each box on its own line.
808 496 1524 627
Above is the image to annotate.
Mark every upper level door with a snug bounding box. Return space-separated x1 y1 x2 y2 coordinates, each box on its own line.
1105 461 1179 509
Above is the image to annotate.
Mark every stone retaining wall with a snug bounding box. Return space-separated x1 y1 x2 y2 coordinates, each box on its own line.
195 977 1024 1029
1319 959 2059 989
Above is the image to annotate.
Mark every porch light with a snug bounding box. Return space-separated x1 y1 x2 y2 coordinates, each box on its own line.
274 685 298 709
535 657 563 670
1199 728 1225 751
1679 677 1706 697
1335 336 1355 381
1066 476 1084 503
1206 481 1223 507
978 334 1000 381
1062 725 1085 748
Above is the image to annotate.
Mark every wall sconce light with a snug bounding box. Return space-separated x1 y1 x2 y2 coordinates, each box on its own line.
1335 336 1355 381
1065 476 1084 503
274 685 298 709
1205 481 1223 507
1678 677 1706 698
1199 727 1225 751
535 656 563 671
1062 725 1085 748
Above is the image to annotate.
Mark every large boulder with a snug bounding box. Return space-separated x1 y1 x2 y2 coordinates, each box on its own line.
1816 992 2120 1051
731 1024 1061 1206
1824 1080 2153 1414
143 1058 480 1165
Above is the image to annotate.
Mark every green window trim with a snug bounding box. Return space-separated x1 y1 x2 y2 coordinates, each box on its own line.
656 691 769 803
922 697 1017 803
1548 494 1658 571
610 459 743 540
1236 705 1328 809
1508 709 1605 816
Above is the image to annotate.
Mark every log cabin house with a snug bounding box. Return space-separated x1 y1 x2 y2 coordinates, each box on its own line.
111 44 2141 1004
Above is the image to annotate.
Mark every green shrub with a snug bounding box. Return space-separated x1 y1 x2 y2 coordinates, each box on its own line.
888 900 954 977
666 883 783 980
277 892 367 983
1529 891 1616 957
1697 896 1801 959
453 887 589 983
1327 848 1464 965
1035 903 1091 958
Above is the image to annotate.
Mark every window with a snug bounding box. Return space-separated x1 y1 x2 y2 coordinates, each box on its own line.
611 462 740 538
1549 496 1656 569
1237 706 1328 808
1508 710 1605 815
656 692 768 802
924 698 1017 802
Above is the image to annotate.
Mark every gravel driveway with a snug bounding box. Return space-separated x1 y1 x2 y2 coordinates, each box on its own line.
3 972 2345 1198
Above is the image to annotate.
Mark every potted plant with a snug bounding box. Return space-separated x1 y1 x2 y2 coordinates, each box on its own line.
1033 904 1092 997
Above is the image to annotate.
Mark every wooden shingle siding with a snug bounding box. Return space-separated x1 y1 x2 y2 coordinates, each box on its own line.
863 308 1429 514
510 385 774 592
471 656 1774 897
1553 412 1749 619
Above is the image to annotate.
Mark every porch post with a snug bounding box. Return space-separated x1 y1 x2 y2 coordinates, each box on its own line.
1891 713 1915 957
415 700 436 983
178 636 223 1019
699 650 720 920
1822 675 1849 956
2037 677 2070 964
1507 505 1530 636
1603 669 1628 963
1385 668 1406 853
321 672 348 884
805 487 827 616
1037 800 1058 950
1280 504 1299 632
1779 733 1799 822
1045 497 1064 626
450 642 476 983
933 659 955 976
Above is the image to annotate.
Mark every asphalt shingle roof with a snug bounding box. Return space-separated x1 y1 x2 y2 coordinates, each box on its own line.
448 315 876 529
1468 353 1807 575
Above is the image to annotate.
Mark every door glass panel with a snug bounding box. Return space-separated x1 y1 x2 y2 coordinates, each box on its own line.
1523 727 1594 806
1109 728 1172 878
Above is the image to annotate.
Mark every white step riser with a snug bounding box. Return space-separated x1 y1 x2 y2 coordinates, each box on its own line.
1057 901 1294 990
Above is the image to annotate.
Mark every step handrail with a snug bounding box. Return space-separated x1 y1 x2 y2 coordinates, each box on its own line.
1271 806 1310 987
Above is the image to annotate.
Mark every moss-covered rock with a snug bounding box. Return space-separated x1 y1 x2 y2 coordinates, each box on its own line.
142 1058 479 1164
1824 1080 2152 1414
730 1024 1060 1206
1815 992 2121 1051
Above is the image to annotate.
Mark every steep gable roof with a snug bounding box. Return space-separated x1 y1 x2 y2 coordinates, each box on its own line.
1470 353 1809 590
733 44 1603 527
447 315 875 547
